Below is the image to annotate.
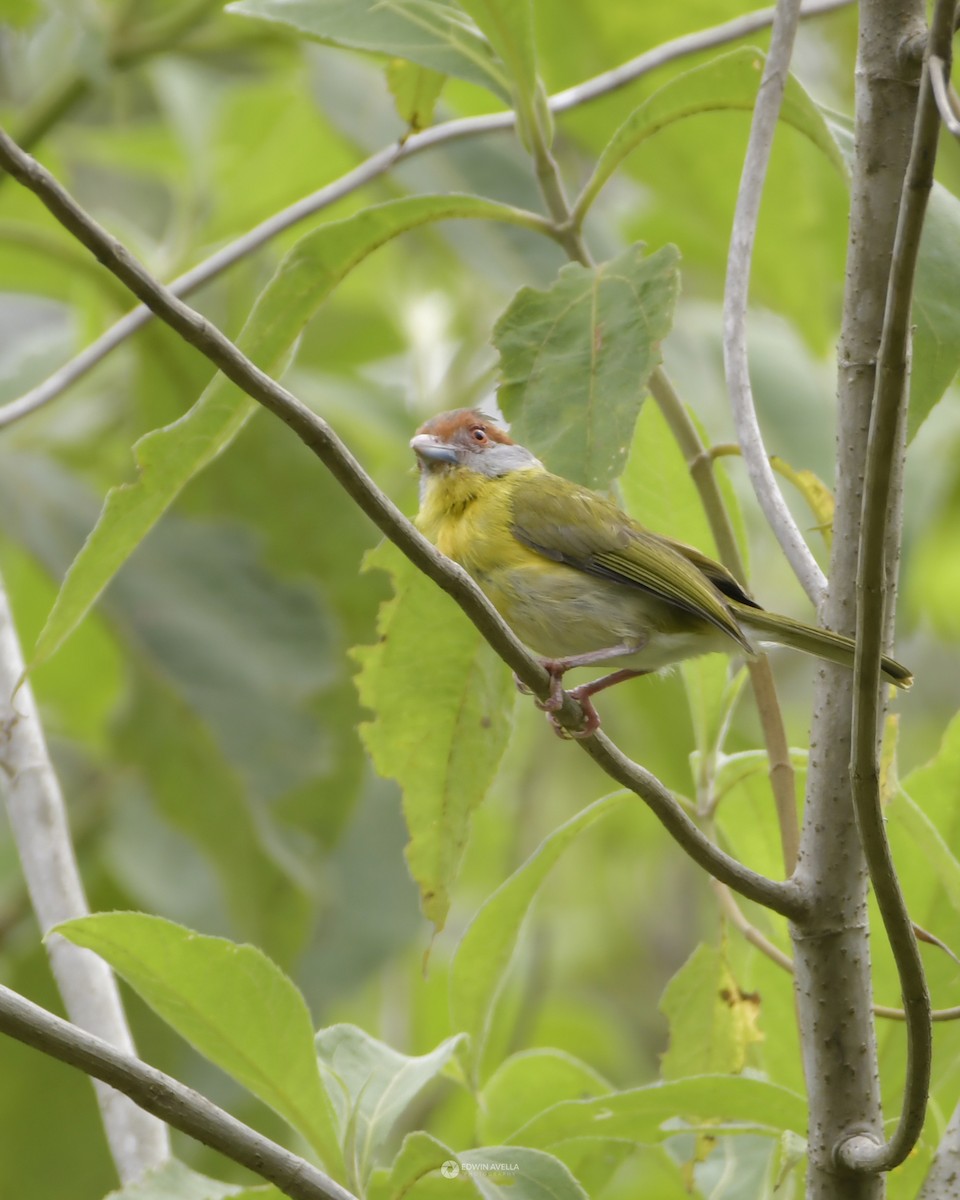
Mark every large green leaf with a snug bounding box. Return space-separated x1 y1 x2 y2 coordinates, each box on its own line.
450 791 627 1079
660 943 763 1079
226 0 511 101
576 47 845 220
508 1076 807 1148
32 194 548 668
315 1024 464 1188
455 1148 589 1200
495 243 680 488
54 914 344 1176
368 1132 474 1200
353 540 515 933
478 1050 611 1144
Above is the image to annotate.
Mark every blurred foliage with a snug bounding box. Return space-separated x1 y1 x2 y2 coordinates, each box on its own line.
1 1 960 1198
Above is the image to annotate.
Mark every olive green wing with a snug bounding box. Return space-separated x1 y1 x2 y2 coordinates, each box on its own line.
508 472 754 653
656 537 760 610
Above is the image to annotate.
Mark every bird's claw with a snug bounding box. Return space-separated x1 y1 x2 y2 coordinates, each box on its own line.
519 660 603 738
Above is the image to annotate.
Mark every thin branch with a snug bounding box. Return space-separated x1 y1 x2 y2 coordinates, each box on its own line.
579 736 804 918
929 54 960 136
0 983 356 1200
713 881 960 1022
0 0 854 431
0 572 170 1180
722 0 828 606
836 0 954 1176
0 125 805 923
648 371 799 875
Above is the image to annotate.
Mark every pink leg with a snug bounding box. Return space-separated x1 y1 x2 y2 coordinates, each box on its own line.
549 668 651 739
513 642 647 739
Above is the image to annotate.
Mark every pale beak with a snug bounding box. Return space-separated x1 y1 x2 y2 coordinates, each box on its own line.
410 433 459 465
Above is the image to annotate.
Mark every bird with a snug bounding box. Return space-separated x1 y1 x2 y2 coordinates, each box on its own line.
410 408 912 737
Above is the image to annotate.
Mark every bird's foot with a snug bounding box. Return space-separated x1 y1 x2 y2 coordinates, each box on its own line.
545 687 602 739
534 661 601 738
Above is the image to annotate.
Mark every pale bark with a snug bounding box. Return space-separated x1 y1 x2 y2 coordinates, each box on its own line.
791 1 926 1196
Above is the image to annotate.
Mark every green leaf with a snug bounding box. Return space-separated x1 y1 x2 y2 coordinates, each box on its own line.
893 712 960 914
353 540 515 932
368 1132 473 1200
386 60 446 132
496 243 681 488
910 184 960 437
479 1049 612 1144
104 1159 283 1200
508 1076 807 1148
659 944 763 1079
454 0 539 140
825 118 960 434
315 1024 465 1186
454 1148 589 1200
53 914 343 1175
576 48 846 220
32 193 547 668
450 791 627 1080
226 0 511 101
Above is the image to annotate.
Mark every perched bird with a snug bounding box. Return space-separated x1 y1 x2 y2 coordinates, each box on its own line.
411 408 912 736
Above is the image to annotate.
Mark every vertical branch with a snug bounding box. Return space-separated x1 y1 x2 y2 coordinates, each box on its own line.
791 0 927 1193
722 0 828 606
837 0 954 1174
0 574 170 1181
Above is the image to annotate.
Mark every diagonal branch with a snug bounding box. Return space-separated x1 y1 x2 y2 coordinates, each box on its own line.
722 0 828 605
0 982 356 1200
0 124 805 923
0 0 853 431
0 572 170 1181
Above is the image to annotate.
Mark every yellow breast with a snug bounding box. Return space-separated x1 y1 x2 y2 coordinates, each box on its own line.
416 468 538 578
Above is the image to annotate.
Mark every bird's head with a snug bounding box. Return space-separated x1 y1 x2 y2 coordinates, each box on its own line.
410 409 542 479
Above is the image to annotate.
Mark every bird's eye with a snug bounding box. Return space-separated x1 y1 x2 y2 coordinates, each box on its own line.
470 427 488 443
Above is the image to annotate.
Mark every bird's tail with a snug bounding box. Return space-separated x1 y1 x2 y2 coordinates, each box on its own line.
737 607 913 690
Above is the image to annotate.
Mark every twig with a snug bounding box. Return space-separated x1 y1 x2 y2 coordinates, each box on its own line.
929 54 960 136
0 0 854 430
648 371 799 875
713 881 960 1022
722 0 828 606
0 572 170 1181
0 983 356 1200
837 0 953 1176
0 125 806 922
